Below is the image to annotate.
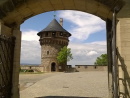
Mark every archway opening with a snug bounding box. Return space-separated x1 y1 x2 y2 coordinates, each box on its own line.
19 10 108 98
51 62 56 72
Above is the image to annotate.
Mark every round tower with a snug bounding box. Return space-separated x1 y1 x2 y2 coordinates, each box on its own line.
37 19 71 72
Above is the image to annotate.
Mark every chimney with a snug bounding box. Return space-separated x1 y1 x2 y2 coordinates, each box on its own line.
59 18 63 26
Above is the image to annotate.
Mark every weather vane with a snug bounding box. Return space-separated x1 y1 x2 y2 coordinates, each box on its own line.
54 11 56 18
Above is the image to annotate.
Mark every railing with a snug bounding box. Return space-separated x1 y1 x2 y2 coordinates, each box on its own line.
0 34 15 98
117 48 130 98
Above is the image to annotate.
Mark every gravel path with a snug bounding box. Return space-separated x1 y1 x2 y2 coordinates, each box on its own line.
19 72 59 91
20 72 108 98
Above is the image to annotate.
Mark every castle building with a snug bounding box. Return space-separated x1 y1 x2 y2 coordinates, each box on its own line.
37 18 71 72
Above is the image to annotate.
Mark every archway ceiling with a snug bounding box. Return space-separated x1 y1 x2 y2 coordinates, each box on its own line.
0 0 124 26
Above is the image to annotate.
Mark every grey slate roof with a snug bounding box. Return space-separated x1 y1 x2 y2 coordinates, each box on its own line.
37 19 71 36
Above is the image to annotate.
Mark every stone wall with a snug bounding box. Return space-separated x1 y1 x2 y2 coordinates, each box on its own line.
116 18 130 97
21 65 44 72
21 65 69 72
75 65 107 72
41 44 62 72
0 21 12 36
21 65 107 72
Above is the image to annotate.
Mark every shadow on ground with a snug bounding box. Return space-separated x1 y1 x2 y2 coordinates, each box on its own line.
36 96 100 98
117 48 130 97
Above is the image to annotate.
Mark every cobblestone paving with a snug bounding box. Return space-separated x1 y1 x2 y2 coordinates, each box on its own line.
19 72 108 98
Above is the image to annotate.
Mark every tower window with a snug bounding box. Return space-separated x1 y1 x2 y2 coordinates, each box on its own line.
45 32 48 37
60 32 63 36
47 51 49 55
52 32 56 37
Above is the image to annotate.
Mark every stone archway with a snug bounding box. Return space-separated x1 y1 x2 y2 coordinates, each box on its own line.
51 62 56 72
0 0 125 25
0 0 130 98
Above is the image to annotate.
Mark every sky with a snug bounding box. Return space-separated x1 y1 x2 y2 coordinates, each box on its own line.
20 10 107 66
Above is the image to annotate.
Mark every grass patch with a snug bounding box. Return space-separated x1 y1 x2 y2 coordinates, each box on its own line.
19 72 44 74
20 69 44 74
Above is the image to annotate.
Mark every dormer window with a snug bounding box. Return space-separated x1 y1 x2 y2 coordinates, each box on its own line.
60 32 63 36
45 32 48 37
52 32 56 37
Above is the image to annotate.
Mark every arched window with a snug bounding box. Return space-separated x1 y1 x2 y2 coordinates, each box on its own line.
47 51 49 55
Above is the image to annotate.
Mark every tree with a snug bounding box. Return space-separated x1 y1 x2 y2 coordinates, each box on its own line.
94 54 108 66
57 46 73 64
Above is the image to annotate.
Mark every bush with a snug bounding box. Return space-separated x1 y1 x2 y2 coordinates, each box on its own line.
20 69 34 73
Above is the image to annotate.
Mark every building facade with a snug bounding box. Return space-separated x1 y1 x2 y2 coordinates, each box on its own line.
37 19 71 72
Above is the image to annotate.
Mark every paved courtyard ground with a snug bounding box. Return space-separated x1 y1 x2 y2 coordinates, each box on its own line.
19 71 108 98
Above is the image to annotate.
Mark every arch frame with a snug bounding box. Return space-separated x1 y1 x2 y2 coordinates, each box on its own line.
0 0 130 98
0 0 125 26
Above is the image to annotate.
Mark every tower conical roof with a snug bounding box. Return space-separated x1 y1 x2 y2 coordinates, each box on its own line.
37 19 71 36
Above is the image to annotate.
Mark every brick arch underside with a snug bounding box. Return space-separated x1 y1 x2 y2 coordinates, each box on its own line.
0 0 124 25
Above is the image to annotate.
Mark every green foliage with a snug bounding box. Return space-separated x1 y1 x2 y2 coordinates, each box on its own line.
20 69 44 74
20 69 34 72
94 54 108 66
57 46 73 64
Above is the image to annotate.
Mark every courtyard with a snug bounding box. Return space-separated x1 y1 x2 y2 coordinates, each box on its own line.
19 71 108 98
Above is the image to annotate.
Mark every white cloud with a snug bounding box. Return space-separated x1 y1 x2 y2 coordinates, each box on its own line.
21 30 40 64
67 41 107 66
20 40 41 64
58 10 105 42
87 51 98 56
22 30 39 41
91 41 106 45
